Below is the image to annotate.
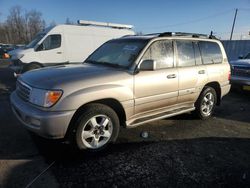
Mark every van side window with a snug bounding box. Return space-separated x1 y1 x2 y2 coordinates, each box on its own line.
176 41 195 67
142 40 174 69
199 41 222 64
41 35 61 51
193 42 202 65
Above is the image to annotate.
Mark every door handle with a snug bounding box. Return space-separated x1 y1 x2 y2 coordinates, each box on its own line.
57 52 62 54
198 70 205 74
167 74 176 79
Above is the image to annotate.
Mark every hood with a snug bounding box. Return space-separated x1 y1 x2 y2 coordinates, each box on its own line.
19 64 128 89
230 59 250 67
9 48 33 59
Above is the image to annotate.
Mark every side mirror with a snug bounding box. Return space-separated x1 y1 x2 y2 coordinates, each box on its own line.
238 55 243 59
139 59 156 71
36 43 44 51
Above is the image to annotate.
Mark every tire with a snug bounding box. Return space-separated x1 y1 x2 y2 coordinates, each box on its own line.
22 63 42 73
74 103 120 151
194 86 217 119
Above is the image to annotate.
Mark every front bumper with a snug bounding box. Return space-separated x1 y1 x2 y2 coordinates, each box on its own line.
10 91 75 139
230 75 250 86
9 59 24 74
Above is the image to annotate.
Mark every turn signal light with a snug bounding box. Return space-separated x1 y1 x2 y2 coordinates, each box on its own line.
45 90 63 107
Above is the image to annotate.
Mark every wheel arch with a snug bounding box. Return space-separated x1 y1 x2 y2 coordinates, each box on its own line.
65 98 127 140
204 82 221 105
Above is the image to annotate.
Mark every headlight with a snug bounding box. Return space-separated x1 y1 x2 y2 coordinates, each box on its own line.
29 88 63 107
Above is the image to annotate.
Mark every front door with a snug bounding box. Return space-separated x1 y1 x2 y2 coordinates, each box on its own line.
134 40 178 115
36 34 65 64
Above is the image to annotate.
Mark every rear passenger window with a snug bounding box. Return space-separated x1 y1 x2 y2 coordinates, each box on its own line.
142 40 174 69
199 41 222 64
176 41 195 67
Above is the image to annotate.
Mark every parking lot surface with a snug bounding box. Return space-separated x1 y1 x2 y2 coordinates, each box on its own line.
0 61 250 187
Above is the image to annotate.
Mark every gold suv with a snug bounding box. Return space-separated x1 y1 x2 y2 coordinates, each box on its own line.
11 32 231 151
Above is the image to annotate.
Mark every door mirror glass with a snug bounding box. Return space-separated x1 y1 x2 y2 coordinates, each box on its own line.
139 59 156 71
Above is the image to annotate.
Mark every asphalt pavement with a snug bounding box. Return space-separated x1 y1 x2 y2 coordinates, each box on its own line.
0 61 250 188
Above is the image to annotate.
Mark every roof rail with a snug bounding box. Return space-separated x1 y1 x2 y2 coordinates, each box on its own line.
77 20 133 29
158 32 217 39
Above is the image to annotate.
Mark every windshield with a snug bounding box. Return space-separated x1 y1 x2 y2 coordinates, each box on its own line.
25 33 46 49
85 39 148 68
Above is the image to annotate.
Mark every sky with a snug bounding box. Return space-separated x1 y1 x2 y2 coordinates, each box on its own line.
0 0 250 40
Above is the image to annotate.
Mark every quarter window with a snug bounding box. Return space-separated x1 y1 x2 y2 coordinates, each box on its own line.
199 41 222 64
176 41 195 67
142 40 174 69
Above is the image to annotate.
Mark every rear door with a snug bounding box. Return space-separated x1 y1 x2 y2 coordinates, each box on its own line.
176 40 207 104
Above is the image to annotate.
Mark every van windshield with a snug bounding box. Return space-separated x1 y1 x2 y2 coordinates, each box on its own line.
85 39 148 68
25 33 46 49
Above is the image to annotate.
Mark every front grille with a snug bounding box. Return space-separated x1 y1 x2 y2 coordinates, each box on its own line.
16 80 32 102
232 66 250 77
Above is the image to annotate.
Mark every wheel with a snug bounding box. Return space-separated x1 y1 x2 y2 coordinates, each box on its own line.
22 63 42 73
194 86 217 119
74 104 120 151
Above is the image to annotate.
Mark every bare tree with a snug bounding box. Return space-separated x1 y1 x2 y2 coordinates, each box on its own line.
0 6 46 44
6 6 26 43
26 10 45 42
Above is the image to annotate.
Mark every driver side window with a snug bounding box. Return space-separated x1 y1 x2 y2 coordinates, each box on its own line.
37 34 61 51
141 40 174 69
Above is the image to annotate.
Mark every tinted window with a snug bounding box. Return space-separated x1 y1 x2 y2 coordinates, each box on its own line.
42 34 61 50
193 42 202 65
142 40 173 69
199 41 222 64
176 41 195 67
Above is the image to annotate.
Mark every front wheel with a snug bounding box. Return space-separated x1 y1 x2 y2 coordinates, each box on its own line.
74 104 120 151
194 86 217 119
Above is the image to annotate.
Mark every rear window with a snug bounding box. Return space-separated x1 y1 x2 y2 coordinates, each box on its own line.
199 41 223 64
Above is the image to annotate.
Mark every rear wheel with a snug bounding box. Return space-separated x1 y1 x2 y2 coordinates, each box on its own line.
74 104 120 151
194 86 217 119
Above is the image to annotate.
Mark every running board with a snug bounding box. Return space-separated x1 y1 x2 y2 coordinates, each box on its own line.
126 107 195 128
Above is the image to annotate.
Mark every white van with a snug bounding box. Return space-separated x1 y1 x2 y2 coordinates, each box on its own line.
9 20 135 73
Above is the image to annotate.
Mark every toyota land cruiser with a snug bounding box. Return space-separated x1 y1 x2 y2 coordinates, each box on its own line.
10 32 231 151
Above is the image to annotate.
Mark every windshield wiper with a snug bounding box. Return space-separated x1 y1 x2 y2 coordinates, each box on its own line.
85 60 124 68
84 60 99 64
99 61 123 68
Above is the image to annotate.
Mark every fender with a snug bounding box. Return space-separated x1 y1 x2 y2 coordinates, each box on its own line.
52 84 134 111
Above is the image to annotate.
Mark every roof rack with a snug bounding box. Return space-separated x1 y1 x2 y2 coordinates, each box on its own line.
77 20 133 29
158 32 217 39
